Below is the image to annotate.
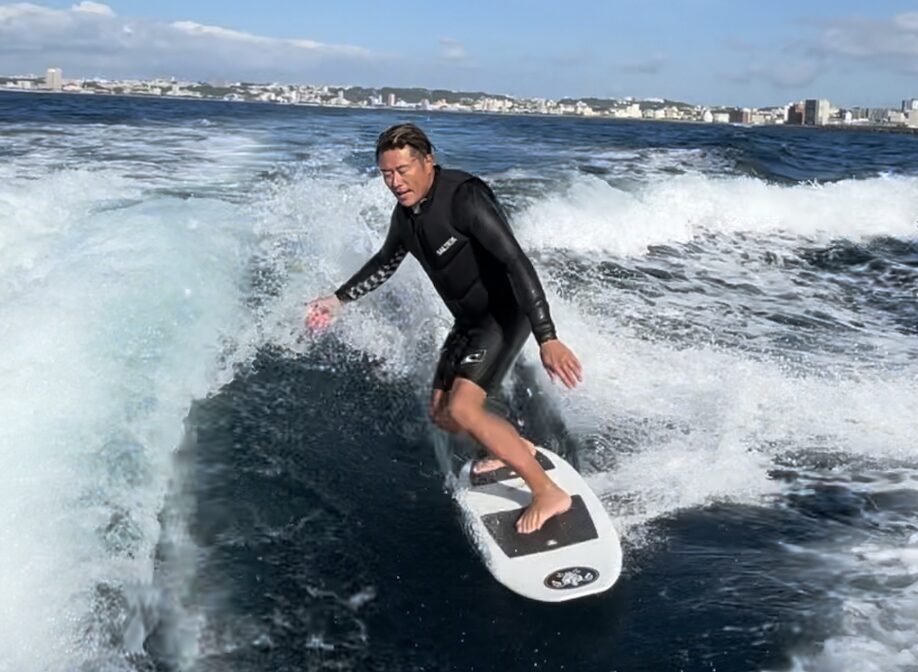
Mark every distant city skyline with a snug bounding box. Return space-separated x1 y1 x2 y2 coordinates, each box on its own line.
1 1 917 109
10 70 918 131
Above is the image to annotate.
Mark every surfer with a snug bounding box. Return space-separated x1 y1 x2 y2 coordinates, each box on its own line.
306 123 581 533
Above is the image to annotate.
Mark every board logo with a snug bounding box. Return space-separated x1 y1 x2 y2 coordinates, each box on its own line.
544 567 599 590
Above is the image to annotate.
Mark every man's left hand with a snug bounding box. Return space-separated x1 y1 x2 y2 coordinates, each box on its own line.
540 339 583 389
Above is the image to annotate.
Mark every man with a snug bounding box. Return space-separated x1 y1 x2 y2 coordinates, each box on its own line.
306 123 582 533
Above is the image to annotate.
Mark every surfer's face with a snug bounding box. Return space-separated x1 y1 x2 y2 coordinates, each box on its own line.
378 146 435 208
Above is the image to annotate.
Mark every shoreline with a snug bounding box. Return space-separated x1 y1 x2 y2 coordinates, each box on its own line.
3 88 918 136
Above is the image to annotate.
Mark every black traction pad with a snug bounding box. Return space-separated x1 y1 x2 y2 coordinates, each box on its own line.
480 495 598 558
469 450 555 487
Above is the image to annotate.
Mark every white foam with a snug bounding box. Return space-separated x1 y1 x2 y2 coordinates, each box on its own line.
255 168 918 533
515 285 916 543
253 172 451 376
487 171 918 667
517 173 918 256
132 158 916 669
211 139 918 672
0 168 255 669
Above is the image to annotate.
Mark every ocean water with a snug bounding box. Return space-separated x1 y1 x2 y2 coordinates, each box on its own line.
0 91 916 672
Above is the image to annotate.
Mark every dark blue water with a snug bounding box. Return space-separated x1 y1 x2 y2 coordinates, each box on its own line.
153 350 833 672
1 91 916 672
5 91 918 182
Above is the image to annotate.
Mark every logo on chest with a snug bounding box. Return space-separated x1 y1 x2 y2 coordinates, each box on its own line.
436 236 458 256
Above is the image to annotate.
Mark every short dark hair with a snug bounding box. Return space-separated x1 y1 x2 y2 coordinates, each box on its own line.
375 123 434 161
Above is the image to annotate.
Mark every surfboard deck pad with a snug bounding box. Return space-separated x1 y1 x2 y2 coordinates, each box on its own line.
469 450 555 486
481 495 597 558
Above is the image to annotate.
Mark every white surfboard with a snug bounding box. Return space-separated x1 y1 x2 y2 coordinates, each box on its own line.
456 446 622 602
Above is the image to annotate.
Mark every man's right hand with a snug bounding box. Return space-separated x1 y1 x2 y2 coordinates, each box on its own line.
305 295 342 332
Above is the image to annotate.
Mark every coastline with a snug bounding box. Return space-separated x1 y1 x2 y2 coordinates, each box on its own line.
4 88 918 136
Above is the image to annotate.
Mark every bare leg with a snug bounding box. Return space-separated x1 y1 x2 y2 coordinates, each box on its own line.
432 388 534 473
447 378 571 533
471 438 537 474
430 388 463 434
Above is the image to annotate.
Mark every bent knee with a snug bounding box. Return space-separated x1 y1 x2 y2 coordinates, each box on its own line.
447 396 482 430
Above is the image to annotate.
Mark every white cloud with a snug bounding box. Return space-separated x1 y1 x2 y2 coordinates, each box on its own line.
724 11 918 63
725 62 820 89
0 3 52 20
0 2 378 81
171 20 275 45
72 1 114 16
722 10 918 94
167 21 369 57
813 12 918 62
894 12 918 32
439 37 467 62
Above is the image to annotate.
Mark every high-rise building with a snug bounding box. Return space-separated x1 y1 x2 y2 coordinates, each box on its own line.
786 102 805 125
387 93 396 107
45 67 62 91
729 108 752 124
869 108 893 123
804 99 831 125
902 98 918 112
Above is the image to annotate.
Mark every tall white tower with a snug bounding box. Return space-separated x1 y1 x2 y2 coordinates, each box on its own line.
45 68 63 91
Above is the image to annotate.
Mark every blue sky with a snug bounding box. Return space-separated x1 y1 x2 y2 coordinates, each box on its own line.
2 0 918 107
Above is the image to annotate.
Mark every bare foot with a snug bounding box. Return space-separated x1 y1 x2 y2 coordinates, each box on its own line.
516 486 572 534
471 439 537 474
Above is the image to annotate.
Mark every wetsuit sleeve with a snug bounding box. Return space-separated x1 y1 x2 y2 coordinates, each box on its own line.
334 217 407 303
454 180 558 344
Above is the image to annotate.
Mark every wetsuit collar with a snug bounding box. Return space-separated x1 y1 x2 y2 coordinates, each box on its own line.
408 165 441 216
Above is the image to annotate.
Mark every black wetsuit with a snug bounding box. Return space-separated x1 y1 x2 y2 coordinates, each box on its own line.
335 167 556 393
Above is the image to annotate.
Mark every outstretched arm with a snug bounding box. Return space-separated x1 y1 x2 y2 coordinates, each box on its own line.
334 219 407 302
305 218 406 331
